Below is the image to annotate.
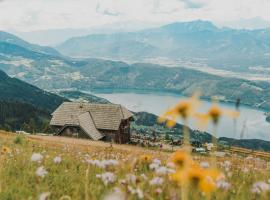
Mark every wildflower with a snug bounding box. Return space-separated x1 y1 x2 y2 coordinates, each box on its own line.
36 166 48 178
155 166 175 175
53 156 62 164
96 172 116 185
200 161 210 169
170 150 192 168
158 93 201 128
216 180 231 190
149 162 160 170
135 188 144 199
1 146 11 154
199 176 216 194
153 158 161 165
39 192 50 200
251 181 270 194
86 159 118 169
149 177 164 186
31 153 43 163
196 102 240 126
140 154 152 163
104 188 125 200
188 166 205 186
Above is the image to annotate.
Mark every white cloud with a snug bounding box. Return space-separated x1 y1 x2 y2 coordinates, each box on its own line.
0 0 270 31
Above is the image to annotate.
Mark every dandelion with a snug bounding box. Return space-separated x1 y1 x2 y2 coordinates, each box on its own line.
149 177 164 186
53 156 62 164
36 166 48 178
39 192 50 200
31 153 43 163
96 172 116 185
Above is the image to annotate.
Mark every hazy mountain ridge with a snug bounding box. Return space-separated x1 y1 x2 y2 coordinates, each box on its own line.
0 31 61 57
0 31 270 111
0 69 66 112
56 20 270 73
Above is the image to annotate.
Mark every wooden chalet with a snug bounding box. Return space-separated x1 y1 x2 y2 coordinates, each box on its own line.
50 102 133 144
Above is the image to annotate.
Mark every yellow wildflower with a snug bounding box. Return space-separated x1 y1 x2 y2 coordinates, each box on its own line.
187 166 205 186
199 176 216 194
1 146 11 154
140 154 152 163
158 92 201 128
171 150 192 168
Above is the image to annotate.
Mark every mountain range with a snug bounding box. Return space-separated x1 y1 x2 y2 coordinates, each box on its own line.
1 30 270 111
56 20 270 74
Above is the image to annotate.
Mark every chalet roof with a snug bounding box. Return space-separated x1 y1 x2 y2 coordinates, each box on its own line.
50 102 133 131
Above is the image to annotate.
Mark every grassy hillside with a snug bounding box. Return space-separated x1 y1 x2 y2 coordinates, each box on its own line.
0 101 51 133
0 69 66 112
0 132 269 200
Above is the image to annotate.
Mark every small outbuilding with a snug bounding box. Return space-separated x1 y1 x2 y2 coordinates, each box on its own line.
50 102 133 144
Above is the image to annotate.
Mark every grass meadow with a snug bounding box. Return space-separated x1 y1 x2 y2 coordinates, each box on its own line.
0 131 269 200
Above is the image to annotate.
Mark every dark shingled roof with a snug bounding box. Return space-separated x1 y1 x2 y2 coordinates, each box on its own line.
50 102 133 132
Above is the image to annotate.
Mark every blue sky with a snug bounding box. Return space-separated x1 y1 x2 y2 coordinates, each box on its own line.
1 0 270 31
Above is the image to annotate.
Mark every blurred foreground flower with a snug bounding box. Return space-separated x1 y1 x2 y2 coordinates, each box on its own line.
158 92 201 128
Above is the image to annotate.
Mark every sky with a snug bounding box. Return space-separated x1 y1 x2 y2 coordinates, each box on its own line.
1 0 270 31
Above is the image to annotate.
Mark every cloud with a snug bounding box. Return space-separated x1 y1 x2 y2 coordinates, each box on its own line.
1 0 270 31
181 0 206 9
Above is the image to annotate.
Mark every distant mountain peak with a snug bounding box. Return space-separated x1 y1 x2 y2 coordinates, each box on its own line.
161 20 218 32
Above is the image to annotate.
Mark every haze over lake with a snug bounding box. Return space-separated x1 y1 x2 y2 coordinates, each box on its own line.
93 90 270 141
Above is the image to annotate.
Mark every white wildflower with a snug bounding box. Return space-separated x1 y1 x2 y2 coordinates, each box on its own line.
149 162 160 170
155 166 175 175
216 180 231 190
153 159 161 165
96 172 116 185
86 159 118 169
53 156 62 164
136 188 144 199
36 166 48 178
149 177 164 186
103 188 125 200
200 161 209 169
38 192 50 200
31 153 43 163
251 181 270 194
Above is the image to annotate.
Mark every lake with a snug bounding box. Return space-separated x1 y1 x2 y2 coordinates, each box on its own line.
92 90 270 141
